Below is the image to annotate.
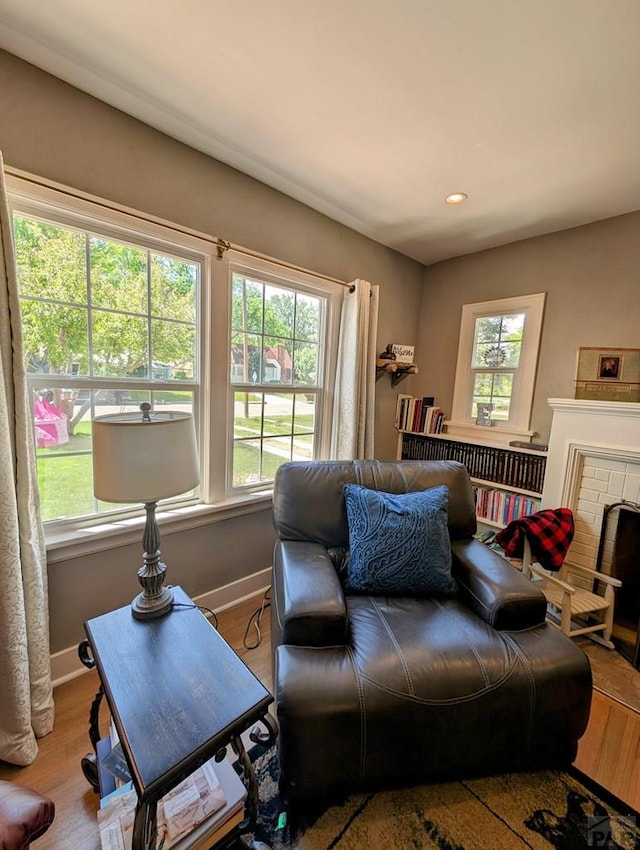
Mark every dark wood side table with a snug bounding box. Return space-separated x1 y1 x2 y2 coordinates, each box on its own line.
78 586 276 850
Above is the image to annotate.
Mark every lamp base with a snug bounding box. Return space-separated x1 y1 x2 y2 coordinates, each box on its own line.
131 502 174 620
131 585 174 620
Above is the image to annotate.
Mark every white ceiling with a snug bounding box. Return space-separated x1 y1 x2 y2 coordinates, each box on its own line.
1 0 639 265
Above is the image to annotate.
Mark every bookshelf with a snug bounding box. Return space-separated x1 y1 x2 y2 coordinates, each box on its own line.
398 431 547 529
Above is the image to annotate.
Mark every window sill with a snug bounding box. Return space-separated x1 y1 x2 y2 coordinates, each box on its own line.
45 492 273 564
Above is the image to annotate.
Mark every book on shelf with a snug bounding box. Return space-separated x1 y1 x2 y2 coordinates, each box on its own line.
400 432 547 496
394 394 443 435
394 393 412 430
473 484 539 526
508 440 548 452
97 754 246 850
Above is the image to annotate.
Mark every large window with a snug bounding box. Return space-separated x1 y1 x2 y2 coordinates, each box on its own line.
8 175 341 533
227 255 339 490
13 210 201 524
449 293 546 442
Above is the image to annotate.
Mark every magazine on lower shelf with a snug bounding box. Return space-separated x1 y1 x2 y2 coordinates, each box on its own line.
96 755 246 850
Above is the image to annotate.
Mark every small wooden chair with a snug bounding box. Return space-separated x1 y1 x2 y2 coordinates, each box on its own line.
521 537 621 648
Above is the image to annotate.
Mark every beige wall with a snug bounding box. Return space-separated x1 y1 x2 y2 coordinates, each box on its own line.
0 49 424 651
416 212 640 443
6 45 637 653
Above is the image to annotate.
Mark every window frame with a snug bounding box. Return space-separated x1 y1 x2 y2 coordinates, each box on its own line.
8 173 212 534
448 293 546 444
219 251 342 496
6 171 343 551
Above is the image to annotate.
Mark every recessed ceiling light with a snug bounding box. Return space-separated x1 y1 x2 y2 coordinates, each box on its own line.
445 192 468 205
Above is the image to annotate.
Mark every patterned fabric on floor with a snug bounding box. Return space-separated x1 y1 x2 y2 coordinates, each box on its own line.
248 748 639 850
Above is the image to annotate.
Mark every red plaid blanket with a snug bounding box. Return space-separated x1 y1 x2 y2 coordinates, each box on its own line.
495 508 575 571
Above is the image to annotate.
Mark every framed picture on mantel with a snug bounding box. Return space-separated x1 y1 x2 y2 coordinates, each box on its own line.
574 347 640 402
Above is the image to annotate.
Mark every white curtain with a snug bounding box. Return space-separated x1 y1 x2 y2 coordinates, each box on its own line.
0 151 54 765
330 278 379 459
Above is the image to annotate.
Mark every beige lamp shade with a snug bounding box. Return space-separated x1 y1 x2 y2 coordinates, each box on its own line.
92 411 199 504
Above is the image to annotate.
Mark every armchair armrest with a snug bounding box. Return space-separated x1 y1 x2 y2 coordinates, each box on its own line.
273 540 348 647
451 538 547 630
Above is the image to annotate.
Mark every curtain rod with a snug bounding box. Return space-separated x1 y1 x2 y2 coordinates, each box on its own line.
214 239 351 288
6 166 352 289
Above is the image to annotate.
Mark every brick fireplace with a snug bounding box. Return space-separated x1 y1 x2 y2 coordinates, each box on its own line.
542 398 640 662
542 399 640 566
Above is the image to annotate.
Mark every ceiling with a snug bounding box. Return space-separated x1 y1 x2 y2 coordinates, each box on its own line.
1 0 639 266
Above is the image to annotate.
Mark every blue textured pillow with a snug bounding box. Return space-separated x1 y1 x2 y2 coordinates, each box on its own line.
343 484 456 596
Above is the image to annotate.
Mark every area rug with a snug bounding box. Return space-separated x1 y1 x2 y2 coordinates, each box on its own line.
248 749 640 850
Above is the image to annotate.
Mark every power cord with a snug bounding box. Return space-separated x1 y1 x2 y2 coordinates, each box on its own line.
243 587 271 650
171 601 219 630
171 588 271 643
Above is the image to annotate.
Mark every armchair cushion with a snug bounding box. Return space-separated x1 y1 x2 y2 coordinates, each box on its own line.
343 483 456 596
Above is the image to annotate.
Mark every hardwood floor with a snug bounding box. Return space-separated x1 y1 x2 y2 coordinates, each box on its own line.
1 593 638 850
575 688 640 811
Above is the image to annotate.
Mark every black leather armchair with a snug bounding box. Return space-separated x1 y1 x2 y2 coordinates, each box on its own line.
271 460 592 804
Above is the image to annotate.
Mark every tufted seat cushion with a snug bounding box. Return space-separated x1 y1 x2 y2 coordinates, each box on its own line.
0 781 55 850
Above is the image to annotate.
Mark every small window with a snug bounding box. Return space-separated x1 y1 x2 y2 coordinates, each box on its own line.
471 312 525 421
450 293 545 440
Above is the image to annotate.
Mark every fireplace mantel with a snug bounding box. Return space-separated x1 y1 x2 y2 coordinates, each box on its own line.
542 397 640 551
548 398 640 419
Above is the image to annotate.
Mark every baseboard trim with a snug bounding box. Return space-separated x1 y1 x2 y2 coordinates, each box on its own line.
51 567 272 688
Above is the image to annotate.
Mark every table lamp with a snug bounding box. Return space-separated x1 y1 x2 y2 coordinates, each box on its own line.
92 403 199 619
